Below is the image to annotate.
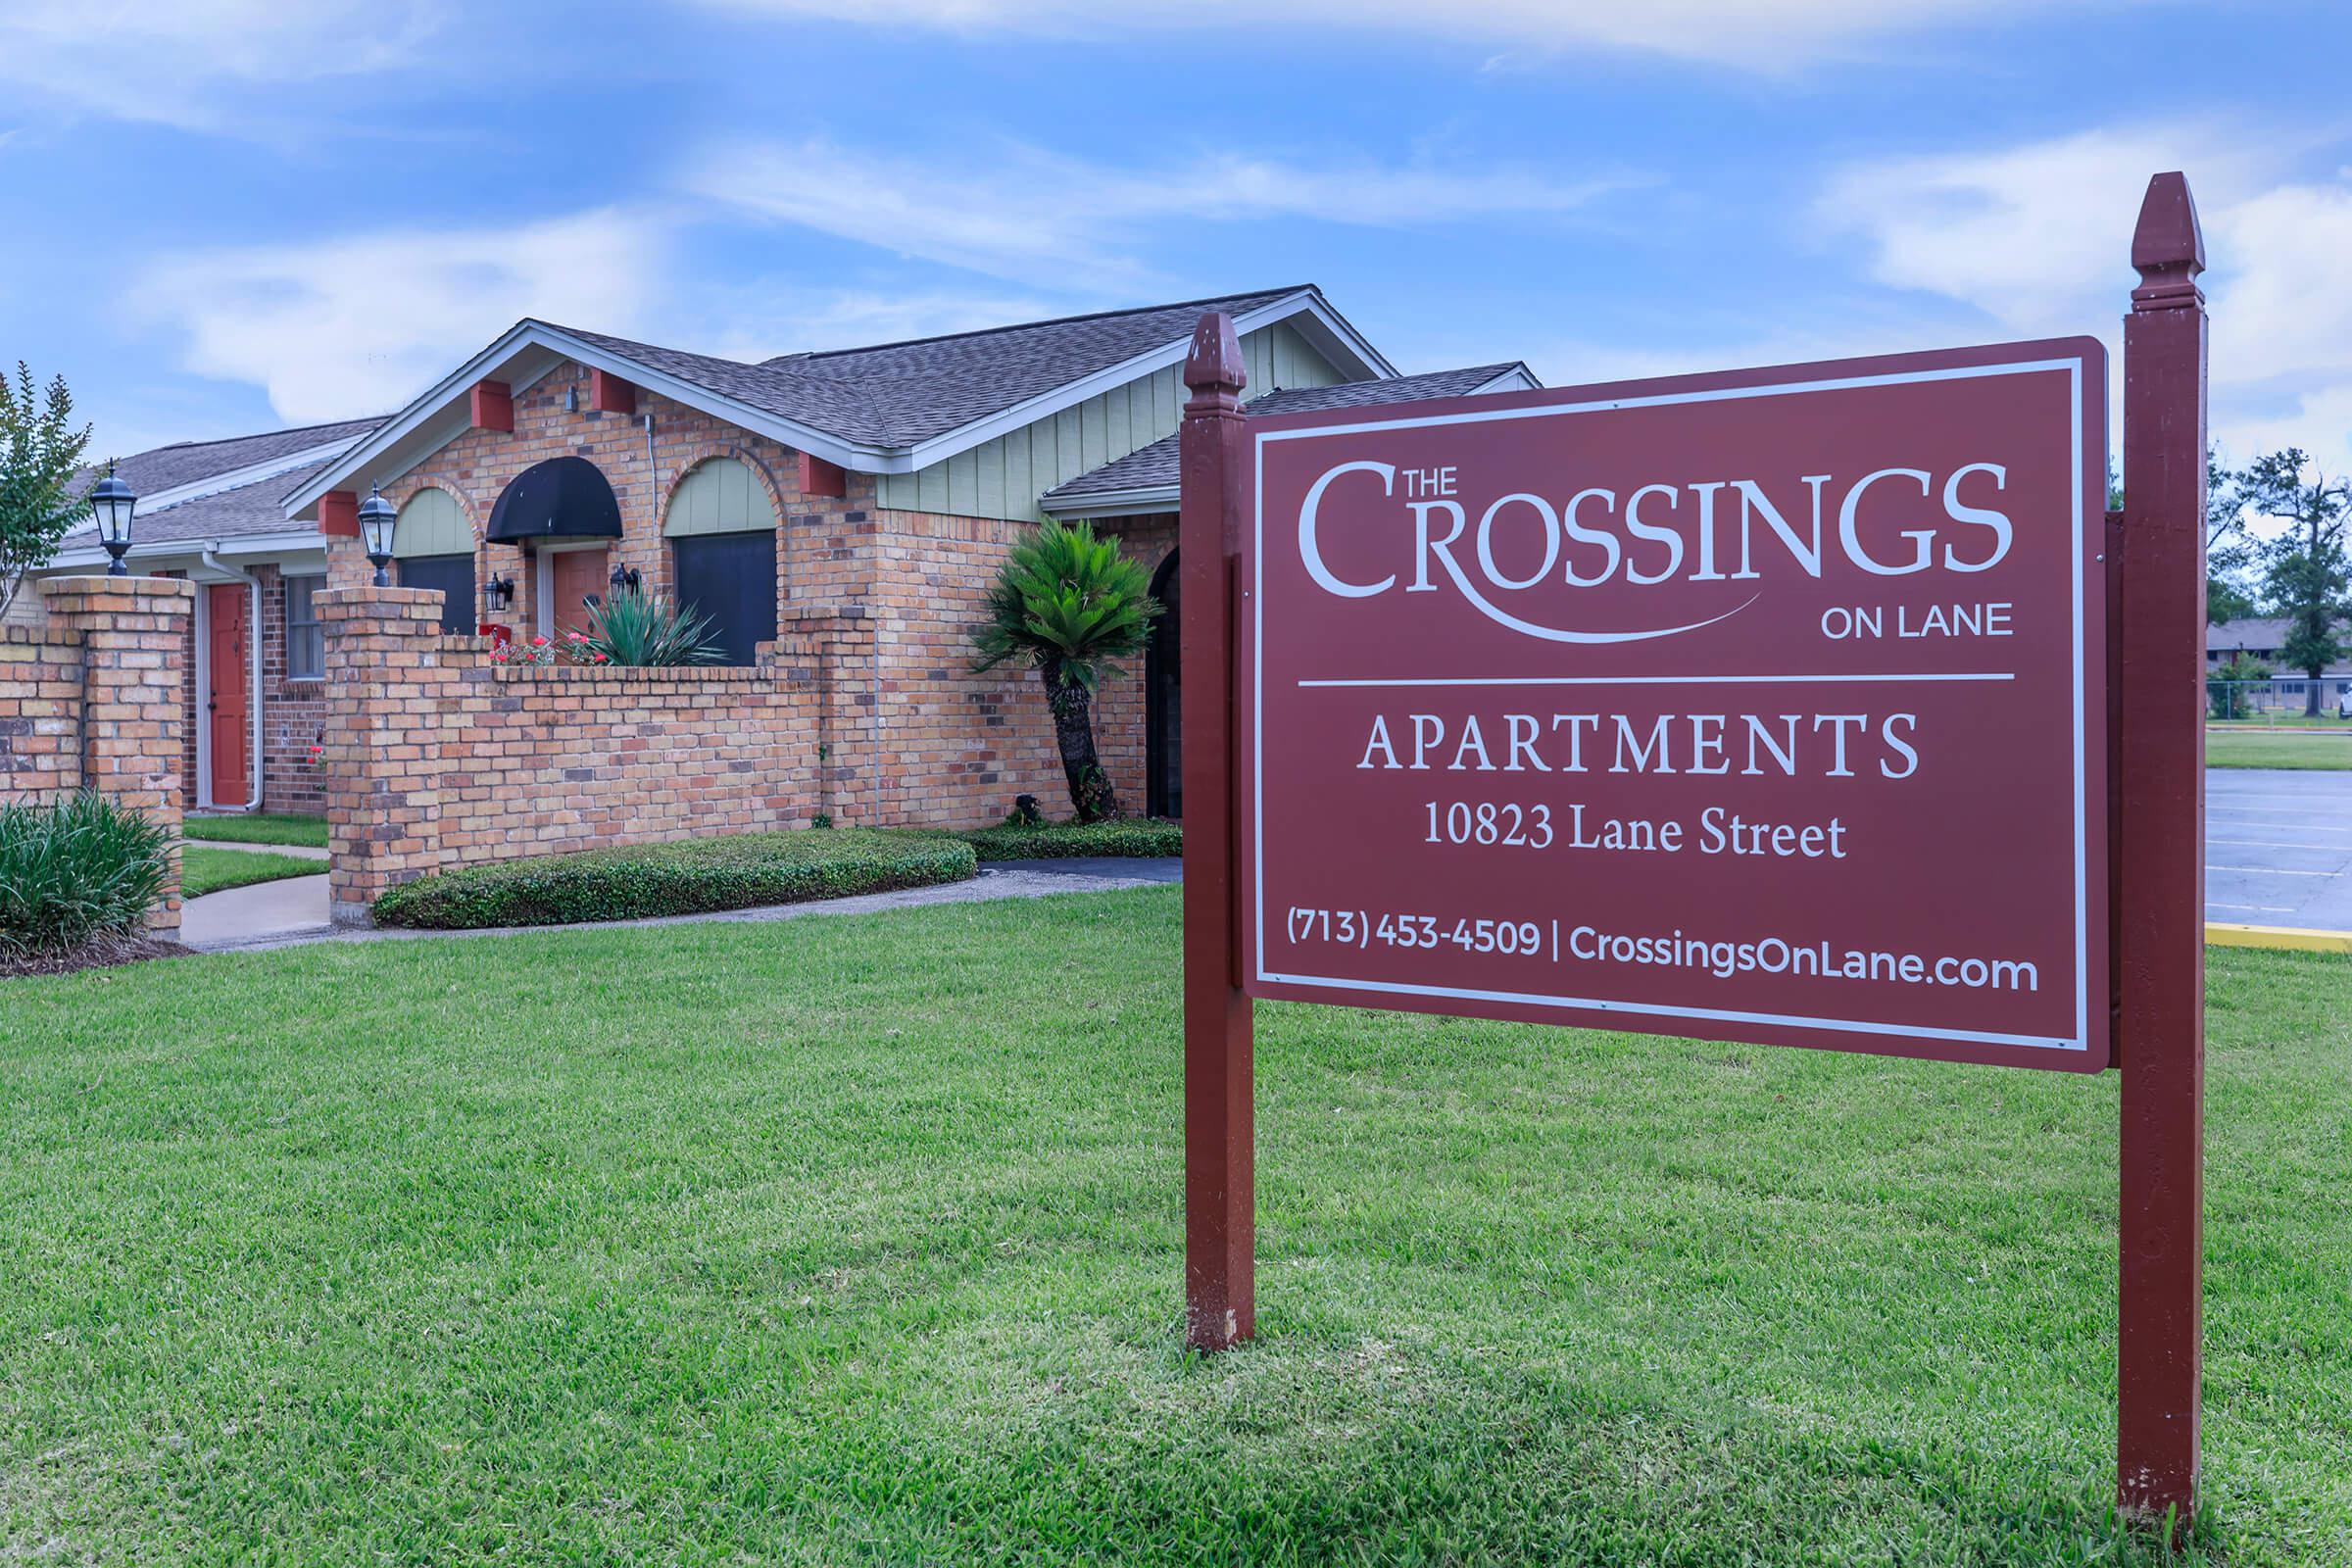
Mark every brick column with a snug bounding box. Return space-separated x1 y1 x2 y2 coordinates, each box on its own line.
40 575 195 933
320 585 448 926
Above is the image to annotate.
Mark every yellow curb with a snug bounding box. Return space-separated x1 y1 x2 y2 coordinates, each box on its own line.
2206 922 2352 954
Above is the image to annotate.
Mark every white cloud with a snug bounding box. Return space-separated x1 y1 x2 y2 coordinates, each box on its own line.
693 0 2131 69
684 137 1626 289
128 210 665 422
1817 124 2352 466
0 1 446 128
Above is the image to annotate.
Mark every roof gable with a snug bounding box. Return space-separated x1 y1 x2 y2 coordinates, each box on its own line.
767 288 1308 447
285 287 1395 518
1040 363 1540 515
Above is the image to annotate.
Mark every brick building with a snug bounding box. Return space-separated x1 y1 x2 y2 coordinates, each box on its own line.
34 288 1533 831
25 419 385 814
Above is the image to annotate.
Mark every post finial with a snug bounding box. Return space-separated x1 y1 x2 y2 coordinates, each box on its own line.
2131 172 2205 311
1184 311 1247 413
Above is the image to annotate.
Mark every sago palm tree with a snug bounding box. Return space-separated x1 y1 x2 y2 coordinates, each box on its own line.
970 518 1161 822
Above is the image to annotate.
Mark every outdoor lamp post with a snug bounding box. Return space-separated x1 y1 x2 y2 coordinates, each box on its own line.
357 485 397 587
88 462 137 575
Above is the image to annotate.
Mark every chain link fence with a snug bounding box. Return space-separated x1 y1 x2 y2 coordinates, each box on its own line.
2206 676 2352 720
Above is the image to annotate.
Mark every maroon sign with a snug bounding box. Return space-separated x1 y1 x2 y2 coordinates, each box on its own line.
1239 339 2110 1070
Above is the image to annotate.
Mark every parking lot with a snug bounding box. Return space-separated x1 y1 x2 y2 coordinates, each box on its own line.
2206 768 2352 931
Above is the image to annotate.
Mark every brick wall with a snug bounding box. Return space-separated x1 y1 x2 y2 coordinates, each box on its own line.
0 625 85 797
0 576 193 932
258 564 330 813
863 509 1176 828
320 585 823 924
325 365 884 821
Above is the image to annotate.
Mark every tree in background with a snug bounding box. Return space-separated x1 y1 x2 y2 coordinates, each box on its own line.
2206 652 2272 718
0 363 93 623
2113 448 2258 623
2204 452 2259 624
2237 449 2350 715
970 518 1160 823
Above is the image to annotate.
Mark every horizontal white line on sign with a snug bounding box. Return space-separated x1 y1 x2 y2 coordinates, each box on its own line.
2208 863 2336 876
2206 902 2296 913
1297 672 2018 689
1258 970 2082 1051
2207 838 2352 853
2206 797 2350 808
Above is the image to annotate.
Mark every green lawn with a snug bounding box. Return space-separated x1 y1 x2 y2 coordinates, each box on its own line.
178 845 322 900
3 890 2347 1565
2205 731 2352 769
180 812 329 849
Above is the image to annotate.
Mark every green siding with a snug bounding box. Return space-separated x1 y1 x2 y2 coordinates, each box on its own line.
664 456 775 537
876 318 1349 521
393 486 469 557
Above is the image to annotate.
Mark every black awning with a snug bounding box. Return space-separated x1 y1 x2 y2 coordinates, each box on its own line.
485 456 623 543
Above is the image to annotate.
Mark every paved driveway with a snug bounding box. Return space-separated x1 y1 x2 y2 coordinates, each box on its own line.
2205 768 2352 931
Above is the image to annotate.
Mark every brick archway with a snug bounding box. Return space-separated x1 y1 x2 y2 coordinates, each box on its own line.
1146 548 1181 819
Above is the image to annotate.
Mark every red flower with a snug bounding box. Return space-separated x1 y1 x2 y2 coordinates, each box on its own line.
529 635 548 647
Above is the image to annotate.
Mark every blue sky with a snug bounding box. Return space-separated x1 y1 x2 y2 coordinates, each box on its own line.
3 1 2347 475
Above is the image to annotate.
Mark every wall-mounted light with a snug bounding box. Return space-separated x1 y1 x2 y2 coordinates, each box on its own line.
482 572 515 615
564 383 580 414
610 564 643 596
88 462 138 575
357 485 397 587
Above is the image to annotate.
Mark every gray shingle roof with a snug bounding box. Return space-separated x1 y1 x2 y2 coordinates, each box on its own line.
60 417 380 550
80 416 383 501
1041 363 1533 510
550 287 1310 451
116 460 345 546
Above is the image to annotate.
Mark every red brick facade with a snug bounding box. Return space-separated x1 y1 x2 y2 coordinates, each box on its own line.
322 359 1181 834
319 586 825 923
1 576 193 931
0 626 86 799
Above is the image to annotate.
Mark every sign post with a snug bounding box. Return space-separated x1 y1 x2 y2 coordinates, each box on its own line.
2115 171 2207 1533
1178 172 2205 1534
1179 313 1254 1351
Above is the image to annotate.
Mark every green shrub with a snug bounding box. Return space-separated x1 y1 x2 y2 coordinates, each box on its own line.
0 793 173 956
961 816 1182 859
577 589 725 666
372 827 975 930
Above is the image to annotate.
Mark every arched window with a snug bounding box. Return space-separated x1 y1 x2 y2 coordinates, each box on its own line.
1147 551 1181 818
393 487 470 556
666 458 778 665
393 487 474 634
663 457 775 537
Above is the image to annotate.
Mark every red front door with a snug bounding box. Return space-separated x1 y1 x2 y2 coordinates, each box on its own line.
547 547 610 640
206 584 249 808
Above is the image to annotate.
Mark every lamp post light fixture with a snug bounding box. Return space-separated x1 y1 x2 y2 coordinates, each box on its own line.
88 462 138 575
482 572 515 616
609 564 643 597
357 485 398 587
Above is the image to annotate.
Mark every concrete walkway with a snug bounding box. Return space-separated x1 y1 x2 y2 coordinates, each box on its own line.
179 873 335 950
185 838 329 861
180 861 1181 954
